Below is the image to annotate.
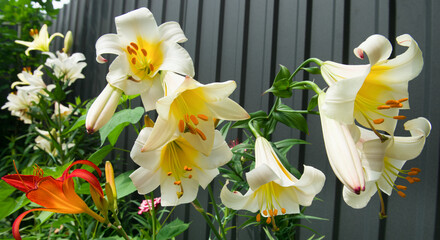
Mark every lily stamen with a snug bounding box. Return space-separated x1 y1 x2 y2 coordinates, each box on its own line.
398 98 408 103
373 118 384 124
393 115 407 120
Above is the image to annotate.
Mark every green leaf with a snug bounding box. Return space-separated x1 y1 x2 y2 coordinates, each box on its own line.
82 145 113 172
0 194 30 220
273 104 308 134
115 171 137 199
274 139 309 156
65 114 86 134
156 218 190 240
307 94 319 111
99 107 144 146
302 67 321 74
232 111 267 129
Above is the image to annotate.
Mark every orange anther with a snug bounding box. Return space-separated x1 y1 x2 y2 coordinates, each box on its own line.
188 174 192 179
397 191 406 198
393 115 407 120
197 114 209 121
408 171 418 176
149 63 155 72
29 29 35 36
195 128 207 140
187 125 196 134
263 210 268 216
398 98 408 103
256 213 261 222
187 167 192 171
377 105 391 110
396 185 407 190
167 172 172 176
406 176 415 184
413 177 421 182
131 57 136 65
390 103 403 108
178 120 185 133
273 209 278 216
141 48 147 56
373 119 385 124
266 217 272 224
386 100 400 105
268 209 273 216
127 46 133 54
190 115 199 125
184 166 188 171
130 42 139 50
185 114 190 122
411 168 421 173
174 181 181 185
281 208 286 214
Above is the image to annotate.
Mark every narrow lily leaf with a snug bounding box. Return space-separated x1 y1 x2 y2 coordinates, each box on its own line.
232 110 267 129
307 94 319 111
0 194 30 220
156 218 190 240
274 138 309 156
99 107 144 146
83 145 113 172
65 114 86 134
219 121 232 138
273 104 308 134
114 171 136 199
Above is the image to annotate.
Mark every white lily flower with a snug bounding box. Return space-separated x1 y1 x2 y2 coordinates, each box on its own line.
86 84 122 134
15 24 64 56
34 128 74 157
130 128 232 206
44 51 87 85
318 93 365 194
52 102 73 120
2 89 39 124
142 72 249 156
343 117 431 209
95 7 194 112
321 34 423 134
220 136 325 226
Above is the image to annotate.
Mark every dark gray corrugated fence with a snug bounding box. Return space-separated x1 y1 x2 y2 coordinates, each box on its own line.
49 0 440 239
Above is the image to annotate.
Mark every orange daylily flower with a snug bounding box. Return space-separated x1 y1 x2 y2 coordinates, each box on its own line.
2 160 105 240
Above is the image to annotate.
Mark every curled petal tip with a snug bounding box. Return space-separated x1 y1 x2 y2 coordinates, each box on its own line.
97 55 108 63
86 128 95 134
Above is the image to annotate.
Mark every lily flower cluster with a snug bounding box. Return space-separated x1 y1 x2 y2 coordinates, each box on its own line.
316 34 431 214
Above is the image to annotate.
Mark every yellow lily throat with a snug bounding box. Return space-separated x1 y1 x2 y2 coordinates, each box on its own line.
254 182 287 231
126 39 163 80
161 138 197 199
178 114 209 140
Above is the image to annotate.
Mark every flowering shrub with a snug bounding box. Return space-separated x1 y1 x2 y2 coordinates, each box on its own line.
0 6 431 240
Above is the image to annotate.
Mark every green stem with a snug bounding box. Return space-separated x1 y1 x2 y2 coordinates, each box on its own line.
160 205 177 226
268 97 281 117
248 118 263 138
113 147 131 153
149 193 157 240
288 58 323 81
208 185 226 238
192 199 224 240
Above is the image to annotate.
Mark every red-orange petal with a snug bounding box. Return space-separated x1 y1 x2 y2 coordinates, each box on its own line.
2 175 39 192
61 160 102 180
68 169 104 196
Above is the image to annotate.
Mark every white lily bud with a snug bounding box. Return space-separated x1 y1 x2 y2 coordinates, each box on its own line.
86 84 122 134
63 31 73 54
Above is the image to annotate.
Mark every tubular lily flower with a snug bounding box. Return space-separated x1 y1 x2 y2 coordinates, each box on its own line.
343 117 431 209
44 51 87 85
86 84 123 133
318 93 365 194
15 24 64 56
130 127 232 206
2 160 105 240
142 72 250 155
95 7 194 112
220 136 325 227
320 34 423 134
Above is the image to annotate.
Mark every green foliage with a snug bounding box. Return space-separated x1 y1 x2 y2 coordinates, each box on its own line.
99 107 144 146
156 218 190 240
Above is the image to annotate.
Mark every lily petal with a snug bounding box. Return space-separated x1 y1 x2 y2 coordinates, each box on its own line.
130 167 161 195
95 34 124 63
158 22 188 43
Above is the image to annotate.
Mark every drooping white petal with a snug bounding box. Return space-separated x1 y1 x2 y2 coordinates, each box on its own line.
95 34 124 63
196 131 233 170
199 80 237 101
130 127 163 170
160 177 199 206
206 98 250 121
220 182 260 212
142 117 178 152
194 168 219 189
353 34 392 65
158 22 188 43
343 182 378 209
246 164 279 190
115 8 160 43
130 167 161 195
290 165 326 206
359 138 388 182
140 75 165 112
159 43 195 77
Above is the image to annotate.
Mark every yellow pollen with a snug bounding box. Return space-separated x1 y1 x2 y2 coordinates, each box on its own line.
273 209 278 216
398 98 408 103
178 120 185 133
195 128 207 141
377 105 391 110
188 174 192 179
266 217 272 224
386 100 400 105
393 115 407 120
408 171 419 176
396 185 407 190
130 42 139 50
411 168 421 173
190 115 199 125
167 172 172 176
263 210 268 216
131 57 136 65
373 118 385 124
174 181 181 185
256 214 261 222
413 177 421 182
197 114 209 121
281 208 286 214
268 209 273 216
141 48 147 56
406 177 415 184
397 191 406 198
